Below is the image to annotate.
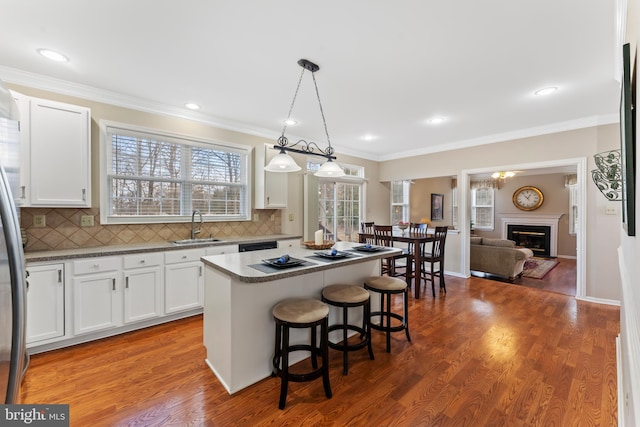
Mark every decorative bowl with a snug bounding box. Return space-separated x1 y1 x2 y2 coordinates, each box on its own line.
303 240 335 250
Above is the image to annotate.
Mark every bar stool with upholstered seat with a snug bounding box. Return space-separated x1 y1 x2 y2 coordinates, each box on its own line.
321 284 374 375
272 297 332 409
364 275 411 353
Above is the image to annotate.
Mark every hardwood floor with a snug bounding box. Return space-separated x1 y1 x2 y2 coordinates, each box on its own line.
21 274 619 426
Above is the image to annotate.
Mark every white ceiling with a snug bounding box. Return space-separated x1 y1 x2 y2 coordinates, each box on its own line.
0 1 622 162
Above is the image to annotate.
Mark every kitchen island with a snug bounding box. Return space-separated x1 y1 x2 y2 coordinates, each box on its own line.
200 241 401 394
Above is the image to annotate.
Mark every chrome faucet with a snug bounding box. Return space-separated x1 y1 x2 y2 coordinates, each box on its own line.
191 210 203 239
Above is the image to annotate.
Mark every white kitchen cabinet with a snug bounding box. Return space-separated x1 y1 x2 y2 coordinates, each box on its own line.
123 253 163 324
72 257 121 335
164 249 205 314
255 144 287 209
205 244 238 256
11 91 91 207
278 238 301 249
10 91 30 206
25 263 65 344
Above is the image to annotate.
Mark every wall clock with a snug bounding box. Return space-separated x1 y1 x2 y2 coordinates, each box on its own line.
512 186 544 211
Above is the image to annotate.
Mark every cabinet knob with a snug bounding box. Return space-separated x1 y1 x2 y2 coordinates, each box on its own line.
139 259 146 264
182 255 187 259
93 264 99 269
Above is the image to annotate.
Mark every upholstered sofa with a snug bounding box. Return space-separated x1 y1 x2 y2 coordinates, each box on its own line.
470 237 534 281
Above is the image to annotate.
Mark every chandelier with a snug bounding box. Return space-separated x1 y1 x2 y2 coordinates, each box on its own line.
265 59 345 177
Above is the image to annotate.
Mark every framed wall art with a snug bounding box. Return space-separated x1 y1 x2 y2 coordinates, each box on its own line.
620 43 636 236
431 193 444 221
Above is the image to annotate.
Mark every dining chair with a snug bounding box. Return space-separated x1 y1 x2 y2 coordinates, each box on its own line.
360 222 375 245
373 225 408 277
420 226 448 297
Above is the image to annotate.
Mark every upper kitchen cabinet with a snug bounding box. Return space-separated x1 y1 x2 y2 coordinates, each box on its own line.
254 144 287 209
13 91 92 207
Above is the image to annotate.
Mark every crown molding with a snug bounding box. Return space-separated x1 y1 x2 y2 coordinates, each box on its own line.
379 114 619 161
0 65 282 141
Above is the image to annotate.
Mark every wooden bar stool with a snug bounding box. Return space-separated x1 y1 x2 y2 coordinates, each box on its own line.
271 298 332 409
321 284 374 375
364 276 411 353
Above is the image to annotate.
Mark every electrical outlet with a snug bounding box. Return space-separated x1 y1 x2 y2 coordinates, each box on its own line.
604 205 617 215
270 214 275 221
289 213 294 221
253 214 260 222
80 215 95 227
33 215 46 227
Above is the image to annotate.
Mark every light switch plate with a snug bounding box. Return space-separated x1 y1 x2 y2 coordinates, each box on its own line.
33 215 46 227
80 215 94 227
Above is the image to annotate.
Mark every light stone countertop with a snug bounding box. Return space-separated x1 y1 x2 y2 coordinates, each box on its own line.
201 241 401 283
24 234 302 263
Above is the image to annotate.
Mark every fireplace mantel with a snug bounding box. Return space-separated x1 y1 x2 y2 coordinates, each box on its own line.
500 213 564 257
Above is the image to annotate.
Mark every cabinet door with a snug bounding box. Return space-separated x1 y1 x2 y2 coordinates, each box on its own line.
124 266 163 323
164 262 203 314
29 98 91 207
255 144 287 209
73 273 120 335
25 264 64 344
10 91 30 206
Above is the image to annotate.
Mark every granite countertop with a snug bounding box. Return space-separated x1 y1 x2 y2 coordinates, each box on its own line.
201 241 401 283
24 234 302 263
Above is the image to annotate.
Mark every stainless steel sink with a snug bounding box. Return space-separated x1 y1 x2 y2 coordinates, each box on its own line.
171 238 222 245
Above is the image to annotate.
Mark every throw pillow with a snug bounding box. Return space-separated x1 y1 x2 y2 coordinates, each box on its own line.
482 238 515 248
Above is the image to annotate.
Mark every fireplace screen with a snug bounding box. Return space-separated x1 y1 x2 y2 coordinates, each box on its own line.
507 225 551 257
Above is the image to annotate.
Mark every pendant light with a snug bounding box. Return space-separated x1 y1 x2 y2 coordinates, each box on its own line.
265 59 345 177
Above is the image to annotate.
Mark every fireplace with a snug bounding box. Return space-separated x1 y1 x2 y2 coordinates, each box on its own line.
500 213 563 257
507 224 551 257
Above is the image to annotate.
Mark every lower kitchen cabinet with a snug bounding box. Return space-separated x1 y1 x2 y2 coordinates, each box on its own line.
72 257 121 335
25 263 65 344
164 249 205 314
123 253 163 323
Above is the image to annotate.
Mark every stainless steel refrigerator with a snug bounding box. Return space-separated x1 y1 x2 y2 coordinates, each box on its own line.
0 78 27 404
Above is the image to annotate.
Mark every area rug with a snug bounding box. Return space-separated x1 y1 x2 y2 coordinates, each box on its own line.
522 257 559 279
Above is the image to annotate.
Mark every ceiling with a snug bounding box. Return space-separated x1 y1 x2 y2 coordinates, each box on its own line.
0 1 623 162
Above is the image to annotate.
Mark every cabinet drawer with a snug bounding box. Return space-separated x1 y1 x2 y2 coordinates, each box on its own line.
73 257 121 275
123 253 163 269
205 245 238 256
165 249 205 264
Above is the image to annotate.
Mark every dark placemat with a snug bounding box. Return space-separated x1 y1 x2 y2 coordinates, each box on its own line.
249 260 316 274
306 252 361 262
346 247 395 253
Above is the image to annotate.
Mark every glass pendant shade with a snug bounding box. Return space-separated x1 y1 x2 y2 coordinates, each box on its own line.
264 150 301 172
315 159 345 177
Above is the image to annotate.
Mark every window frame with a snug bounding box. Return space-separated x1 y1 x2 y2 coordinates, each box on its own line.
470 187 495 231
307 159 366 242
568 184 578 236
100 120 252 225
390 180 410 225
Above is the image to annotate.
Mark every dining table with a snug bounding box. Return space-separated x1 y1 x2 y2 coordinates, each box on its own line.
358 229 434 299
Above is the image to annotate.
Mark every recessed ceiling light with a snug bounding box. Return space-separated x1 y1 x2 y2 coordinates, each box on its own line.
37 48 69 62
362 134 375 141
283 119 297 126
534 87 558 96
185 103 200 110
427 116 446 125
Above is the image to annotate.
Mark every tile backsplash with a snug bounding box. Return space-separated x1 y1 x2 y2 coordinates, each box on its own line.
21 207 281 252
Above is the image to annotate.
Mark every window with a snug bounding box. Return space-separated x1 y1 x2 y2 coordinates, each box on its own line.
471 187 494 230
391 180 410 224
568 184 578 235
308 160 365 242
101 122 251 224
452 180 458 229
